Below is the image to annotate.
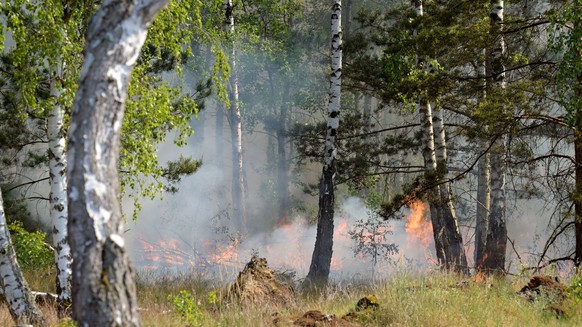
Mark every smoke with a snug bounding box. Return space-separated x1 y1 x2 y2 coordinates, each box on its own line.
124 130 439 282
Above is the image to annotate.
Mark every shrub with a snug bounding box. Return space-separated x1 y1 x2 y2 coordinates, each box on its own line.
168 290 207 327
8 220 53 271
568 274 582 304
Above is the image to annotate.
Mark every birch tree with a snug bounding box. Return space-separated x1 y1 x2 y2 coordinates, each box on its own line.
412 0 468 273
570 4 582 267
304 0 342 287
47 71 72 310
2 0 203 307
67 0 169 325
224 0 247 231
548 0 582 266
1 0 88 308
481 0 508 274
0 188 44 326
475 149 490 268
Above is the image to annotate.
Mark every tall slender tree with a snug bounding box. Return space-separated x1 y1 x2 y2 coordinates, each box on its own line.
1 1 88 306
224 0 247 231
475 148 490 268
304 0 343 288
572 4 582 267
481 0 508 274
67 0 169 325
47 65 72 310
412 0 468 273
0 188 44 326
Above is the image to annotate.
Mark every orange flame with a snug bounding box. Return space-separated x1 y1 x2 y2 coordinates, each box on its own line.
209 240 240 266
139 238 196 270
330 218 350 270
405 199 433 248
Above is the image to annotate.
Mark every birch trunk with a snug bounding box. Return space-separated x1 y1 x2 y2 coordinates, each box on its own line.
47 68 72 311
575 118 582 266
433 106 468 272
475 50 491 270
573 16 582 267
305 0 342 288
482 0 508 274
67 1 169 325
224 0 246 231
0 188 45 326
475 149 490 268
277 84 291 221
419 98 442 251
413 0 467 273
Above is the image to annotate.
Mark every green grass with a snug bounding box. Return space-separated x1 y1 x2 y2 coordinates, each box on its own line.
2 269 581 326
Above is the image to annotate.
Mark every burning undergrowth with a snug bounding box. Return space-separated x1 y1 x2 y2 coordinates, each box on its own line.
129 197 440 280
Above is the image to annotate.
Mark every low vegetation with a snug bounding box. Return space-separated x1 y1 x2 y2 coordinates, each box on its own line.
3 267 582 326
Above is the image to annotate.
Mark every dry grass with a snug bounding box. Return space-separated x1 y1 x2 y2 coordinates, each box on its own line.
1 269 582 326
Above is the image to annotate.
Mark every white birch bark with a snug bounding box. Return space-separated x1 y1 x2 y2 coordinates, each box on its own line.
305 0 342 287
0 188 44 326
419 99 444 255
47 67 72 308
483 0 508 274
475 150 490 266
224 0 247 231
475 49 491 269
414 0 467 272
67 1 169 325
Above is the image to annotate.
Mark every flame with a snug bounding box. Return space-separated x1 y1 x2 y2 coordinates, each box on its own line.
209 239 240 266
334 218 349 238
276 215 291 227
139 238 196 270
331 218 350 270
405 199 433 248
138 216 360 274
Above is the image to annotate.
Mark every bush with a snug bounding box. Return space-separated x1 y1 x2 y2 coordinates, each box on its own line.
568 274 582 304
8 220 54 271
168 290 207 327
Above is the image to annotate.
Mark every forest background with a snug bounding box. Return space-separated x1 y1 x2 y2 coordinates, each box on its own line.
0 0 579 286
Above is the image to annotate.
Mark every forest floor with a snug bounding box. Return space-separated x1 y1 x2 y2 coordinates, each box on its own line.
2 264 582 326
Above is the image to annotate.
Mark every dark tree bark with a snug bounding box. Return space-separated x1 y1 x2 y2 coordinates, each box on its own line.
304 0 342 288
67 1 169 325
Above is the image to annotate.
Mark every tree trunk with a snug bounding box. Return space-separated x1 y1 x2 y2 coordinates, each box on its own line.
0 188 45 326
420 99 466 271
277 84 291 222
47 71 72 311
475 149 490 268
344 0 352 40
433 105 468 273
224 0 247 231
419 98 443 255
572 12 582 267
414 0 467 273
304 0 342 288
216 107 224 161
482 0 508 274
576 111 582 267
67 1 169 325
